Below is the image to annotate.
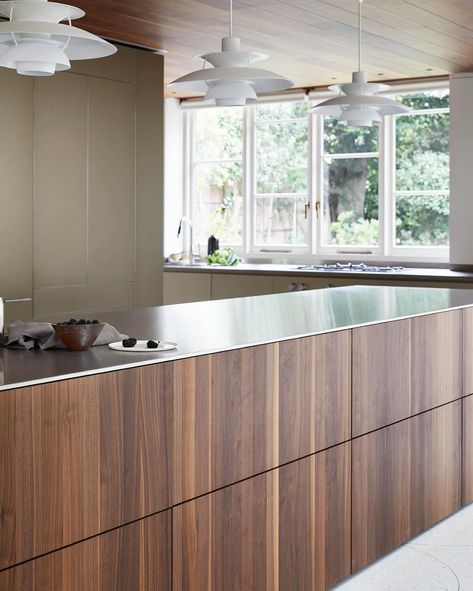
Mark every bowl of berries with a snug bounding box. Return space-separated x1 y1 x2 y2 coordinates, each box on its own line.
53 318 104 351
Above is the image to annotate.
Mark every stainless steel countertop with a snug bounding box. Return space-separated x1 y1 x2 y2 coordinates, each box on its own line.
1 285 473 392
165 262 473 282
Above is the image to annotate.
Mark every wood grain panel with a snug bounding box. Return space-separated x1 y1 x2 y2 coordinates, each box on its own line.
171 344 279 504
0 366 170 570
352 402 461 572
69 0 472 94
463 307 473 396
409 401 461 539
353 310 462 436
98 366 170 531
0 512 171 590
278 331 351 461
172 333 351 505
410 310 462 414
353 319 411 436
463 395 473 506
173 443 351 591
280 444 351 591
0 336 349 569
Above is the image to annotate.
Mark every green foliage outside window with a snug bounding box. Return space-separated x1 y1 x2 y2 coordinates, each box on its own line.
324 89 449 247
256 120 308 194
194 108 244 245
394 90 449 246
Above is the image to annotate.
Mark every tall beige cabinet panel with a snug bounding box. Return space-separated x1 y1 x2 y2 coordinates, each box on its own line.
0 71 34 323
1 45 164 322
34 74 88 290
87 78 135 286
35 47 164 317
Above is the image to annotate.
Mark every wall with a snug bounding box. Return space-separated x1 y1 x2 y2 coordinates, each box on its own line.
0 46 164 323
449 72 473 271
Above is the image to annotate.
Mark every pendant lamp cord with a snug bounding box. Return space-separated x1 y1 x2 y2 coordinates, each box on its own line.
358 0 363 71
229 0 233 37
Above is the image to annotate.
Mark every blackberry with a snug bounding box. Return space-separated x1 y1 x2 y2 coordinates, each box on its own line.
122 338 137 348
147 340 159 349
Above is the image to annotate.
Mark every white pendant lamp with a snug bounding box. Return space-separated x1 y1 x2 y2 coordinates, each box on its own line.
0 0 116 76
168 0 293 106
311 0 409 126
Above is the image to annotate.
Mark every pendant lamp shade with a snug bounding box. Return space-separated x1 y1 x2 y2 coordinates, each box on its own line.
0 39 70 76
168 4 293 106
205 79 257 107
0 0 116 76
311 1 409 126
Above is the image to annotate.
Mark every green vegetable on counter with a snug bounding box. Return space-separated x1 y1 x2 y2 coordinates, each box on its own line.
206 247 242 266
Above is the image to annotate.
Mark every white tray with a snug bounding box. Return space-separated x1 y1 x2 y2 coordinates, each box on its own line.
109 340 177 352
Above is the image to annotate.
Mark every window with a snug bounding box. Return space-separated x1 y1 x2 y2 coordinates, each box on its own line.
253 101 309 248
393 89 449 249
182 83 449 262
191 107 244 247
319 119 380 250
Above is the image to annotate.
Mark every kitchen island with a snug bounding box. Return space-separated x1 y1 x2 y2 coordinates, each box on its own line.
0 285 472 589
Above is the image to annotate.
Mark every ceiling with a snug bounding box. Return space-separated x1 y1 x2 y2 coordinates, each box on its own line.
74 0 473 96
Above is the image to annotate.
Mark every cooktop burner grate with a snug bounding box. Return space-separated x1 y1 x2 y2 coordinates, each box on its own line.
297 263 405 273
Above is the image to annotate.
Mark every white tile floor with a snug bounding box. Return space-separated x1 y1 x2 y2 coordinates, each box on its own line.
334 504 473 590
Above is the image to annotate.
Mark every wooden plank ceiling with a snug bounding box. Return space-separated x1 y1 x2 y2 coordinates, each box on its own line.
74 0 473 96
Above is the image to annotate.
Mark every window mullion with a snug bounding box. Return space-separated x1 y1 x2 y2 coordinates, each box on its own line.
184 109 193 253
313 113 323 254
382 114 393 256
245 104 255 256
321 152 380 159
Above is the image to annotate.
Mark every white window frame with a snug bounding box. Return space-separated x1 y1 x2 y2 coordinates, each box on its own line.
183 102 246 255
386 89 449 259
250 98 311 255
313 110 384 257
182 81 449 263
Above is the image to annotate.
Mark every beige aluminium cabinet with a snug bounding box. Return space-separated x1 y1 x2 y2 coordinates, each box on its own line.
272 275 343 293
0 71 34 323
211 273 273 300
164 270 473 306
163 272 212 304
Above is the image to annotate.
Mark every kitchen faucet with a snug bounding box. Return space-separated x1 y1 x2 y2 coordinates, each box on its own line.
177 216 194 263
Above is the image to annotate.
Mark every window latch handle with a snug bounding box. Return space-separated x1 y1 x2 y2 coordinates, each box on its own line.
315 201 321 219
304 202 311 219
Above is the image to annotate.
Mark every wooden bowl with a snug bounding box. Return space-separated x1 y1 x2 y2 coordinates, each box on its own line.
53 323 104 351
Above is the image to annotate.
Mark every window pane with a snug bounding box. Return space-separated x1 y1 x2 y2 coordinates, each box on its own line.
194 107 243 161
395 88 449 110
256 101 308 121
255 196 308 246
396 112 449 191
322 157 379 246
324 117 378 154
396 194 449 246
256 121 308 193
194 162 243 245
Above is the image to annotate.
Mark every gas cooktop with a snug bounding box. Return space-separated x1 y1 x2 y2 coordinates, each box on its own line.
296 263 405 273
